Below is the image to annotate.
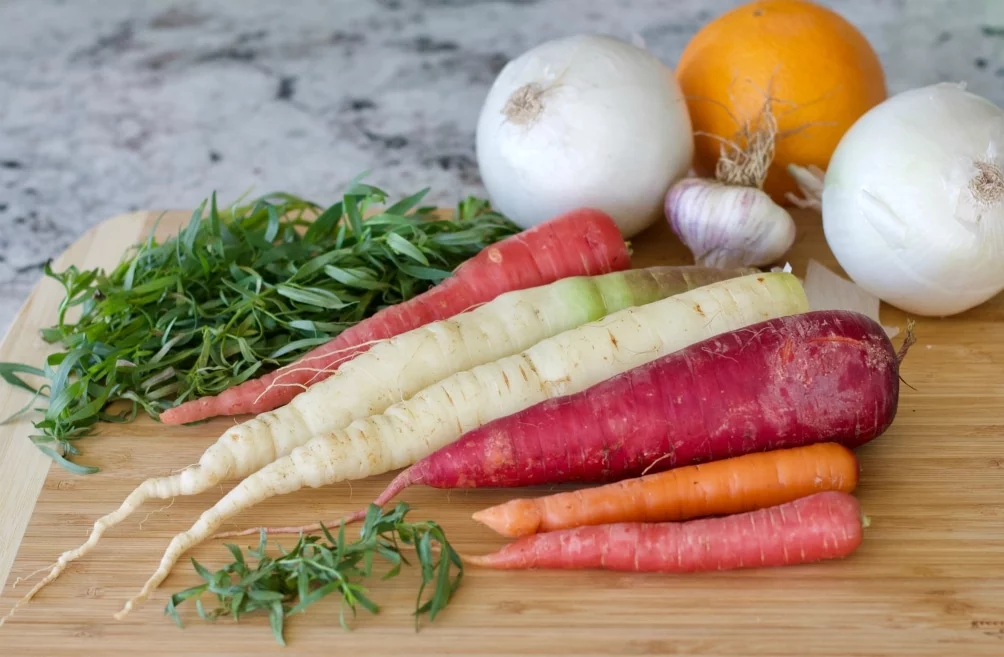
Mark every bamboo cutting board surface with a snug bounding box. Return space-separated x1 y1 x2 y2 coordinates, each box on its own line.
1 208 1003 657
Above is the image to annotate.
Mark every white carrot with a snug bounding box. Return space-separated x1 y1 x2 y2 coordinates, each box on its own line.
117 271 808 616
12 266 743 610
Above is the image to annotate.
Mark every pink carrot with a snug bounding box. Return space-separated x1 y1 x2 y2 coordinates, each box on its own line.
160 208 630 424
227 310 903 539
463 491 864 572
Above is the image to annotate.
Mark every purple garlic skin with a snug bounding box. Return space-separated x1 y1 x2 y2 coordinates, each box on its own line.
665 178 796 268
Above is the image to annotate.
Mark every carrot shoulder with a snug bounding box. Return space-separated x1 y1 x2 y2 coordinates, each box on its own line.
472 442 860 538
464 491 864 572
160 207 630 424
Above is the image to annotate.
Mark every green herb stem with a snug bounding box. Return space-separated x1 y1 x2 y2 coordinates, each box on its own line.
0 179 518 472
165 502 463 645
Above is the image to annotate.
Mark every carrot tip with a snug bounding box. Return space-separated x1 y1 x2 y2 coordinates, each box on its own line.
472 499 541 538
457 552 491 567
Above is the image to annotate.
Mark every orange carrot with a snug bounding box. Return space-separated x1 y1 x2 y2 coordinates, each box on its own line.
472 443 858 538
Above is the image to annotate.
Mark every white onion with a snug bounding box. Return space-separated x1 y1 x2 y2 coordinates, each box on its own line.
475 34 694 238
822 83 1004 317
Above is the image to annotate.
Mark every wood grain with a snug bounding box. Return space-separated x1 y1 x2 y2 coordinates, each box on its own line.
1 209 1003 656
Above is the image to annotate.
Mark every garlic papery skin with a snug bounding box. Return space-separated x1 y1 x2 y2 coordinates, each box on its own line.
665 178 796 268
822 83 1004 317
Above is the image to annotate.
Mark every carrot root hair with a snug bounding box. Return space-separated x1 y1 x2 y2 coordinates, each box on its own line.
211 508 366 540
211 467 419 539
0 558 64 627
161 338 391 424
896 319 917 365
251 338 392 403
3 480 161 612
896 319 917 391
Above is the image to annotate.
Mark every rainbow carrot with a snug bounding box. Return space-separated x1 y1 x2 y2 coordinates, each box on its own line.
472 443 859 538
464 491 864 572
247 310 897 537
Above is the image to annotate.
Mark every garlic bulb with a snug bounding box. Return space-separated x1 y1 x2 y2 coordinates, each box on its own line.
665 178 796 268
822 83 1004 317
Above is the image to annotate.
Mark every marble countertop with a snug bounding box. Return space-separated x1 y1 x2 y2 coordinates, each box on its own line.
1 0 1002 335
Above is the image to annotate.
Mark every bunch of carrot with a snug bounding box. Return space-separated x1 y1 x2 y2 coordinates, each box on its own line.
467 308 907 572
245 308 908 576
8 203 912 627
453 309 909 573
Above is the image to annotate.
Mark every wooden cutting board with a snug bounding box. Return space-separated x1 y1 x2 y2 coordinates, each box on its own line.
1 208 1003 657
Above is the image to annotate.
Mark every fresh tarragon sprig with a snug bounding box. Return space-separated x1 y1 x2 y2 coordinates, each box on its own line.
0 178 518 473
165 502 464 645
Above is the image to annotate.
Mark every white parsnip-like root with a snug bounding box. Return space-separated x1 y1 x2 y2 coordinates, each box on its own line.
118 272 809 616
12 267 736 610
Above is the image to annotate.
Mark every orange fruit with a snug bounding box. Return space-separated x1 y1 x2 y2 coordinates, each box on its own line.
676 0 887 204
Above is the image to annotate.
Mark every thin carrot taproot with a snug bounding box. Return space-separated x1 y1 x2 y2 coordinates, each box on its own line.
472 442 859 538
463 491 865 572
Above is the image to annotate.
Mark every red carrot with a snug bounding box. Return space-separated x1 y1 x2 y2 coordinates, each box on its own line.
161 208 630 424
232 310 904 538
463 491 864 572
369 310 900 498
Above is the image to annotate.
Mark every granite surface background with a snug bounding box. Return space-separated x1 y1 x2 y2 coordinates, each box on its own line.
1 0 1002 335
